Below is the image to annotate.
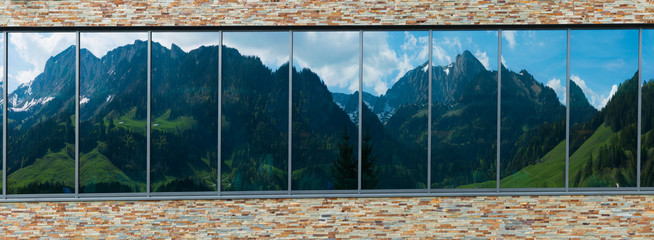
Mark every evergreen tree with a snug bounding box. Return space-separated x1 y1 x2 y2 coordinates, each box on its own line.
332 126 357 189
361 129 379 189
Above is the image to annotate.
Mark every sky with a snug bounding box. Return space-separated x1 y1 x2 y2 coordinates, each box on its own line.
153 32 220 53
571 29 638 110
293 31 360 94
643 30 654 83
501 30 567 104
223 32 289 70
81 32 148 58
432 31 498 71
8 33 76 93
363 31 429 96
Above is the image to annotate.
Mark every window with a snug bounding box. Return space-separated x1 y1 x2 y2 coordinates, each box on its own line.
500 30 567 188
0 26 650 200
80 32 148 193
431 31 498 189
569 30 638 188
292 31 360 190
7 33 76 194
151 32 219 192
362 31 429 189
222 32 288 191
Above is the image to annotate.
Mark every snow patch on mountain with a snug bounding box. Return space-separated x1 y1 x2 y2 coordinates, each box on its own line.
80 96 90 105
11 97 54 112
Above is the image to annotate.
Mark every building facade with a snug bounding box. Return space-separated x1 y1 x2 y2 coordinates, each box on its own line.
1 1 654 238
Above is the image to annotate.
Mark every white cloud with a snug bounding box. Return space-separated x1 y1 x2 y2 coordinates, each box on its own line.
432 44 452 67
224 32 290 70
153 32 220 53
9 33 76 87
546 78 566 104
601 84 618 108
503 31 517 49
571 74 616 109
474 50 490 70
81 32 147 58
360 31 430 96
293 32 360 94
432 37 462 66
501 56 507 68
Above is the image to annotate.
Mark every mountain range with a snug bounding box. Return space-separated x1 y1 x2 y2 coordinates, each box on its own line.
3 40 638 193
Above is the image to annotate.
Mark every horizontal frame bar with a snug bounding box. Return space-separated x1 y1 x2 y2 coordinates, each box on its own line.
0 24 652 32
2 190 654 203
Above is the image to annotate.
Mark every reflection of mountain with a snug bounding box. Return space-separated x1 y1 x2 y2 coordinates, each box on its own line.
6 39 640 192
7 45 77 194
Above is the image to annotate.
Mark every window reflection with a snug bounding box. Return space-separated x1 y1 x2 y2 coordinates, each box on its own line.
7 33 76 194
151 32 219 192
569 30 638 188
80 32 148 193
221 32 289 191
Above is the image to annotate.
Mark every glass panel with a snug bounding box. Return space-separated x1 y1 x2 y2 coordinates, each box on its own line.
500 30 567 188
292 31 359 190
362 31 428 189
7 33 76 194
79 33 148 193
569 30 638 188
221 32 289 191
642 30 654 187
431 31 498 189
151 32 219 192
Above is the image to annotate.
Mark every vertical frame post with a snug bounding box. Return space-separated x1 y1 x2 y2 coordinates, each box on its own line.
2 31 6 198
565 29 571 191
75 31 80 197
288 30 293 195
218 31 223 196
358 30 363 193
497 29 502 192
147 31 152 197
638 28 643 191
428 30 433 193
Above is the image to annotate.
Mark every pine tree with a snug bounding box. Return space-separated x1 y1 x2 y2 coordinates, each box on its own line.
361 129 379 189
332 126 357 189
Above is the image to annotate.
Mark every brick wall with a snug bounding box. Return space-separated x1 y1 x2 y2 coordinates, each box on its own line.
1 196 652 238
1 0 653 238
0 0 652 26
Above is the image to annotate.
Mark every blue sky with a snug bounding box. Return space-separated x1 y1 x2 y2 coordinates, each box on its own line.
8 33 76 93
433 31 498 71
502 30 567 104
643 30 654 83
363 31 429 96
571 29 638 109
223 32 288 70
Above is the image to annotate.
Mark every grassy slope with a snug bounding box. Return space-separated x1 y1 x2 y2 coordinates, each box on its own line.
80 148 145 192
500 140 565 188
568 124 615 186
458 124 615 189
7 148 74 191
152 109 197 132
